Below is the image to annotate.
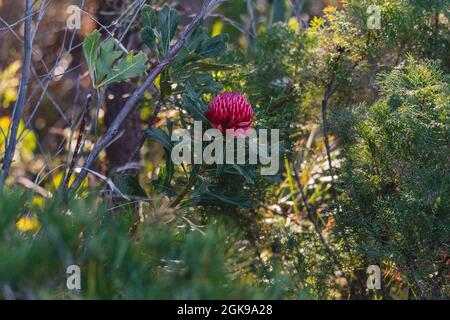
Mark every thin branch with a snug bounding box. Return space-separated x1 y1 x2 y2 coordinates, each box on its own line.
70 0 226 192
207 13 251 37
0 0 34 187
291 162 342 269
118 0 146 44
320 34 370 206
291 0 305 27
321 83 336 186
246 0 257 50
63 93 93 190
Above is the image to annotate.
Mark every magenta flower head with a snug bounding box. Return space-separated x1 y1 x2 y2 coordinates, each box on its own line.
206 92 254 137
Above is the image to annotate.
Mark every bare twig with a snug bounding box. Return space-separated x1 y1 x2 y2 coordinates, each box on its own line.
291 0 305 27
73 167 130 200
63 93 93 190
321 83 336 185
320 35 370 203
246 0 257 50
0 0 34 187
70 0 226 191
291 162 342 269
207 13 251 37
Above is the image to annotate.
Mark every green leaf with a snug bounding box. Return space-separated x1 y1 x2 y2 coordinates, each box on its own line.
141 5 179 57
141 5 160 55
264 174 283 183
151 163 175 196
187 26 209 52
189 164 202 183
83 30 148 89
198 190 252 209
196 34 229 58
228 165 256 184
141 9 227 98
151 144 175 196
158 6 179 54
142 26 160 54
83 30 101 83
141 4 157 28
180 83 210 122
97 51 148 88
163 154 175 189
114 175 148 198
215 164 224 177
95 38 122 85
186 179 252 209
146 127 173 151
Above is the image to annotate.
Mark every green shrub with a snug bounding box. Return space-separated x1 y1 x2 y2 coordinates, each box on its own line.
333 57 450 299
0 190 301 299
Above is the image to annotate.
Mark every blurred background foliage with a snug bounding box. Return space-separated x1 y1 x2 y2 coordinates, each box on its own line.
0 0 449 299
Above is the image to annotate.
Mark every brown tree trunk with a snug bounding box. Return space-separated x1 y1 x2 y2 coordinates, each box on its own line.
103 82 141 170
97 0 142 172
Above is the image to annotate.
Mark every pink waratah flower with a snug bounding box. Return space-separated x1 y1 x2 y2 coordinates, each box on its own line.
206 92 254 137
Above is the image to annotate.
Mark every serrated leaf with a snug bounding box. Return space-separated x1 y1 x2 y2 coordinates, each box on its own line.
146 127 173 151
142 26 160 54
158 6 179 54
141 5 157 28
83 30 101 83
95 38 122 85
187 26 209 52
196 34 229 58
141 6 160 55
191 74 223 94
180 83 210 122
83 30 148 88
191 61 231 72
97 51 148 88
142 5 179 56
173 58 230 79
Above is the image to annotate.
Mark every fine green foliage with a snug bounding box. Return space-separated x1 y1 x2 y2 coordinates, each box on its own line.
0 190 300 299
333 58 450 299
